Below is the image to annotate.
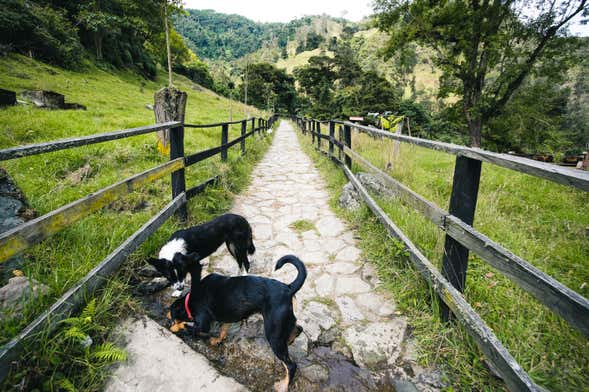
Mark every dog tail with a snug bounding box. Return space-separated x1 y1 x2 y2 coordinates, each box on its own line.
275 255 307 296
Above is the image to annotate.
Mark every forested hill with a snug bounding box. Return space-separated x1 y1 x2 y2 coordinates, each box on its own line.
175 9 349 61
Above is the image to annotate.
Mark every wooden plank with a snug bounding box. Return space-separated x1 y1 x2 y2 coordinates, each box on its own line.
343 144 589 337
0 158 184 263
441 156 482 321
186 176 219 199
341 164 540 391
0 193 186 383
0 122 181 161
221 124 229 161
184 131 254 167
184 119 247 128
329 121 335 157
170 125 187 221
343 121 589 192
241 120 247 154
445 216 589 338
344 124 352 168
342 145 446 225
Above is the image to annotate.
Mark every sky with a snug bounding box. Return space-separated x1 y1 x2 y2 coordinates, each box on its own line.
182 0 374 23
183 0 588 36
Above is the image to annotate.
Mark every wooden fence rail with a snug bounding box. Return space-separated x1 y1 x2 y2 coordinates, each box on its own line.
0 110 278 383
295 115 588 392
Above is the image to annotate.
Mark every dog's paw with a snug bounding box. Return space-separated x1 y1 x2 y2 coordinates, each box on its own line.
273 378 289 392
171 289 182 297
209 336 223 346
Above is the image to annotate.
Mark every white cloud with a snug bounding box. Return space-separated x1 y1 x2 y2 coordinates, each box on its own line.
182 0 374 23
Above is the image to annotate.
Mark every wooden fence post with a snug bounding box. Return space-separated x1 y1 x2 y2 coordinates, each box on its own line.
317 122 321 149
221 123 229 161
440 156 482 321
154 86 187 221
344 124 352 168
329 121 335 157
338 125 343 161
241 120 247 155
311 120 316 144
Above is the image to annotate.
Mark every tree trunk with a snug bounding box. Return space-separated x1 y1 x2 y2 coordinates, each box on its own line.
154 86 187 155
94 33 103 60
468 117 482 148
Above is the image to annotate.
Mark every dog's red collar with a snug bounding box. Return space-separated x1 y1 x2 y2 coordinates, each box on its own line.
184 292 193 320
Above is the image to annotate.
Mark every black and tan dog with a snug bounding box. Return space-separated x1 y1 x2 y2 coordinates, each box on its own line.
168 253 306 392
148 213 255 296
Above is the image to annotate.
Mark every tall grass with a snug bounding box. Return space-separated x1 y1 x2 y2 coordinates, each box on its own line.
297 125 589 391
0 54 274 390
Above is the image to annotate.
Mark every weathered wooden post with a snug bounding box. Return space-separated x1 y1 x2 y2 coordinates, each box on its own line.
241 120 247 155
258 118 262 135
344 123 352 168
338 125 344 161
440 156 482 321
312 120 316 144
154 86 187 221
221 123 229 161
251 117 255 135
317 122 321 149
328 121 335 158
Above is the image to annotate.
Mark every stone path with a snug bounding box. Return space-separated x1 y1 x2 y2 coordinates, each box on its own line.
203 121 443 391
109 121 444 391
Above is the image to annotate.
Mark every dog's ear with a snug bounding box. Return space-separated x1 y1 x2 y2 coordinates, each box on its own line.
147 257 172 275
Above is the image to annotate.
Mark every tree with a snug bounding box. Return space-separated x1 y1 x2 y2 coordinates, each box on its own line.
238 63 297 114
375 0 589 147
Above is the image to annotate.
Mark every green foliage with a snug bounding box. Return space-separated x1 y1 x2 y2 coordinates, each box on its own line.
239 63 297 113
0 0 83 68
297 124 589 391
0 53 269 390
173 58 215 90
375 0 588 147
175 10 343 61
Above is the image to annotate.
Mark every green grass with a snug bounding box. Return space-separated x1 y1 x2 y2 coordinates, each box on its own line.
296 124 589 391
0 54 274 391
289 219 317 233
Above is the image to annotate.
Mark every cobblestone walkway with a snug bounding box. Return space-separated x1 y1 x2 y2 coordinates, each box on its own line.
201 121 443 391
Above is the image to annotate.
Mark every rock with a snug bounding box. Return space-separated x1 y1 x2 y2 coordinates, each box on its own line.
357 172 397 199
0 89 16 107
339 182 361 211
135 277 169 294
336 246 362 263
298 301 337 342
300 364 329 383
0 276 49 318
392 379 419 392
334 276 371 296
331 262 360 275
343 320 407 369
318 327 340 346
106 317 248 392
355 292 396 317
316 216 346 237
416 369 447 388
21 90 65 108
0 196 23 220
290 331 309 361
314 274 334 297
20 90 85 110
335 296 365 322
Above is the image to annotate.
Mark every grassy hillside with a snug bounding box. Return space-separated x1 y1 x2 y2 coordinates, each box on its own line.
0 54 271 390
297 127 589 391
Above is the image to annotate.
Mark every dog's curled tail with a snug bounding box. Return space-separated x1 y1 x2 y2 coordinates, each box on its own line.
274 255 307 296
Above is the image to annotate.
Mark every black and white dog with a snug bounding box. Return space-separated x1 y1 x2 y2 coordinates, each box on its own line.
148 213 255 296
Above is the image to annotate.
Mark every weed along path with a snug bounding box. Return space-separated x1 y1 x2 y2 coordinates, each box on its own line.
108 121 443 391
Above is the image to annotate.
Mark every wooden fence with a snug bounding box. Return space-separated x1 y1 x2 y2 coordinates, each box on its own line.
0 112 278 382
295 116 589 392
